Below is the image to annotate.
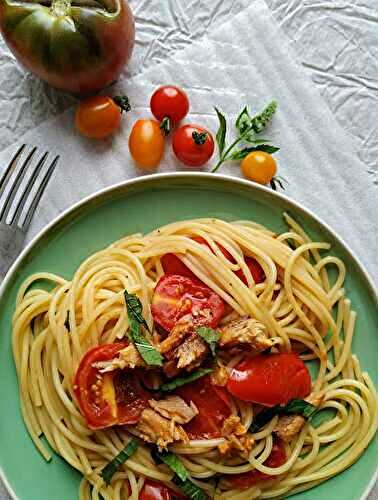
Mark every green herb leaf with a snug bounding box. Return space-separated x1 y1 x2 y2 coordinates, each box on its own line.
196 327 220 356
230 145 280 160
214 107 227 155
124 291 149 331
159 368 213 392
152 450 188 482
101 439 138 484
235 106 251 134
249 398 318 433
172 476 208 500
250 100 278 134
124 290 163 366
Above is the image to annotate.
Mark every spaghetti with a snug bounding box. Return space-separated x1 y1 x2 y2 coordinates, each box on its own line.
12 215 378 499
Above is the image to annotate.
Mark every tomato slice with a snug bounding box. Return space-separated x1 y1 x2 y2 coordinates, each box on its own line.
152 274 225 332
177 376 232 439
227 353 312 406
74 343 150 429
228 440 286 489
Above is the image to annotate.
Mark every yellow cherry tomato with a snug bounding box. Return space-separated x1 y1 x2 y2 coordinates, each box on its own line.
241 151 277 184
129 119 165 169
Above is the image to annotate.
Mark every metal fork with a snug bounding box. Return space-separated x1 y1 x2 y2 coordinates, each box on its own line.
0 144 59 279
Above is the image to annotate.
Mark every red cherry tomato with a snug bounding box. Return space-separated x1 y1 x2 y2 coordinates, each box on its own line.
192 237 265 285
150 86 189 125
161 253 197 280
172 125 215 167
228 440 286 490
139 481 172 500
177 376 232 439
152 274 224 332
74 344 151 429
227 353 312 406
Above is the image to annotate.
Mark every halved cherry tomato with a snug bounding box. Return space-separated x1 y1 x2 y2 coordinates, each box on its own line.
177 376 232 439
161 253 197 280
139 481 172 500
172 124 214 167
74 343 150 429
227 353 312 406
228 440 286 490
150 86 189 132
192 236 265 285
129 119 165 169
241 151 277 185
75 95 130 139
151 274 225 332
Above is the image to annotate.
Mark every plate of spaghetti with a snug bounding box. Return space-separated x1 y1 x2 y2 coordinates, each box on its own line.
0 173 376 500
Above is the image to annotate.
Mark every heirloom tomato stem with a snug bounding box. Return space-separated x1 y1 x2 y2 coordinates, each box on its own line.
51 0 71 17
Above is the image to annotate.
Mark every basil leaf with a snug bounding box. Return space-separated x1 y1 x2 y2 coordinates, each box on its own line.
250 100 278 134
249 398 318 433
101 439 138 484
214 107 227 155
235 106 251 134
230 144 280 160
196 327 220 356
152 450 188 482
124 290 149 331
172 476 208 500
124 290 163 366
159 368 213 392
284 399 318 419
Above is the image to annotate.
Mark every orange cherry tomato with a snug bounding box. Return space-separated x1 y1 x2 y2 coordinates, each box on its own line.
227 353 312 406
129 119 165 169
241 151 277 184
75 95 130 139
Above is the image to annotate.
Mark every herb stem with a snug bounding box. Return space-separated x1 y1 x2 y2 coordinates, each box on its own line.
211 127 253 172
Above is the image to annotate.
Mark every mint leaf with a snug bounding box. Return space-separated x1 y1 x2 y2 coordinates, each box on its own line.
235 106 251 134
230 145 280 160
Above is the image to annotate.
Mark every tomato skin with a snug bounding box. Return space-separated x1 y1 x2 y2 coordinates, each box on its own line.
150 86 189 124
172 125 214 167
129 119 165 169
74 343 150 429
152 274 225 332
75 96 122 139
228 440 286 489
139 481 172 500
177 376 232 439
227 353 312 406
192 237 265 285
241 151 277 185
161 254 197 280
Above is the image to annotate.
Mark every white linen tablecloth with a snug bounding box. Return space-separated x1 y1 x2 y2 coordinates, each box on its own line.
0 1 376 499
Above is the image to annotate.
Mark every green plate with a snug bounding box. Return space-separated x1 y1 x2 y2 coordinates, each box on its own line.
0 173 376 500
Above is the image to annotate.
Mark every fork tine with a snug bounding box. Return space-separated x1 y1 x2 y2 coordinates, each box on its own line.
10 151 49 226
0 146 37 222
22 155 59 231
0 144 26 197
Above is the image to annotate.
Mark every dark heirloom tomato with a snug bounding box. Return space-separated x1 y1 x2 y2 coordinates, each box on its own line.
177 376 232 439
228 440 286 490
74 343 150 429
227 353 312 407
151 274 225 332
0 0 135 93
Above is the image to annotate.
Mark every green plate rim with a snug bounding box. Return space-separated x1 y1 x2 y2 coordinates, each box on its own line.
0 172 376 499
